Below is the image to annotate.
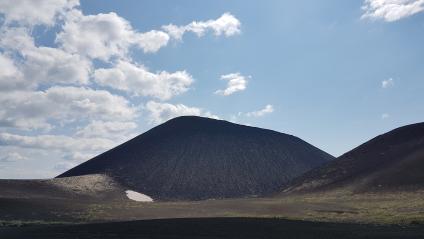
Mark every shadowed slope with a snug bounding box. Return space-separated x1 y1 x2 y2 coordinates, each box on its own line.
283 122 424 194
58 116 333 201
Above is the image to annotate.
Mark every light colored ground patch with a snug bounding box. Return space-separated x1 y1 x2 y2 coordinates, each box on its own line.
47 174 121 195
125 190 153 202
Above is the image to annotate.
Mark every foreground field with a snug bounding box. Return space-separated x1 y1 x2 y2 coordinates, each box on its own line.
2 175 424 238
2 190 424 238
2 190 424 225
2 218 424 239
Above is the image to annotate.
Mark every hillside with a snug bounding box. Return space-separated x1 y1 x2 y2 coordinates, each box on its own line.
58 116 333 201
0 174 125 201
283 122 424 194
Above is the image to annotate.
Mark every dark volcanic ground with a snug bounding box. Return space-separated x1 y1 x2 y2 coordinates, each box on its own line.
59 116 333 200
2 218 424 239
283 122 424 193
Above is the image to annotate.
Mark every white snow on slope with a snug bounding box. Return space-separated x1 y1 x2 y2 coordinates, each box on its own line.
125 190 153 202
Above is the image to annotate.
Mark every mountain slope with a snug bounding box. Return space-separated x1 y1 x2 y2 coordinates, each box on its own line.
58 116 333 201
283 122 424 194
0 174 125 201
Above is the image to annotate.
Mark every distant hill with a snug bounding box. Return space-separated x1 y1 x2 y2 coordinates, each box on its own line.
58 116 333 201
283 122 424 194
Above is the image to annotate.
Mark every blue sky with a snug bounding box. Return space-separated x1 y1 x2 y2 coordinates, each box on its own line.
0 0 423 178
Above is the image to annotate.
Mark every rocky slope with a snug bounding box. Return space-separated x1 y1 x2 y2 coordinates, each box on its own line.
283 122 424 194
59 116 333 201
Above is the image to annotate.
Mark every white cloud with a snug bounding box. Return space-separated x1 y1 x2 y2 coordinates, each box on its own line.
145 101 218 124
0 27 33 51
0 152 28 162
161 24 186 41
381 113 390 119
0 86 137 130
75 120 137 139
362 0 424 22
56 10 170 61
23 45 92 86
0 27 92 87
54 161 77 171
215 73 248 96
136 30 170 53
62 152 95 162
57 11 240 61
0 0 79 26
246 105 274 117
0 53 26 91
0 132 115 152
382 78 394 88
94 60 193 100
162 12 241 40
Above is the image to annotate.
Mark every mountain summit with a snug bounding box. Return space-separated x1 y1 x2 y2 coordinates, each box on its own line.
58 116 333 200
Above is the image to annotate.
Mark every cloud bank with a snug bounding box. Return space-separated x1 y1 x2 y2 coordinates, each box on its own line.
362 0 424 22
0 0 240 177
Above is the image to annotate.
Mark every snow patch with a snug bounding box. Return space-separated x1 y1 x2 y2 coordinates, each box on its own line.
125 190 153 202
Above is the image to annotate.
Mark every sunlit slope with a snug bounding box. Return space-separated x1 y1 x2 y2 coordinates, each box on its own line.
0 174 125 200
